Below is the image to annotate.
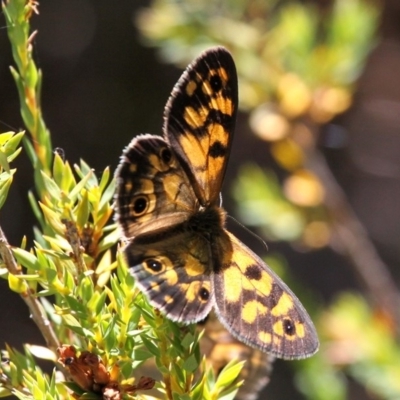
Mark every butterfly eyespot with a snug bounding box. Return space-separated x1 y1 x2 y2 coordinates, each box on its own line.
145 258 163 272
283 319 296 336
210 74 223 92
132 196 148 215
160 147 172 164
199 287 210 301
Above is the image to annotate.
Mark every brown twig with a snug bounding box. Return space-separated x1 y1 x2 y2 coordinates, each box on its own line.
307 148 400 332
0 225 60 350
62 219 86 276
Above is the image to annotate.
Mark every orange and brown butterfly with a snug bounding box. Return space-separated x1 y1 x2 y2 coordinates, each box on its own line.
114 46 319 359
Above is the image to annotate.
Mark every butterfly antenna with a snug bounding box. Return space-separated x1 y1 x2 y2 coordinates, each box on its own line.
0 120 18 131
226 214 269 252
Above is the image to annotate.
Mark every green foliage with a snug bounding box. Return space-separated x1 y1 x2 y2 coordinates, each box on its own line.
3 0 397 400
3 0 51 175
232 164 306 241
0 1 244 399
296 294 400 400
0 131 24 209
136 0 379 109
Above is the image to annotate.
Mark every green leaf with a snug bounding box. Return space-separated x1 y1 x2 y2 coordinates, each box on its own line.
141 336 160 357
182 353 199 373
99 166 110 193
40 171 61 200
12 248 41 271
99 178 116 209
0 150 10 173
0 131 25 156
76 189 90 228
0 131 14 145
8 273 28 293
69 170 93 201
0 173 13 209
214 360 244 389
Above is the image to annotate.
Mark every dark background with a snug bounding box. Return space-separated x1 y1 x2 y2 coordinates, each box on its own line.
1 1 400 399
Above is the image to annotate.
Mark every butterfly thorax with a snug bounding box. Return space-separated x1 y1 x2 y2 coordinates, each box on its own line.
187 205 226 239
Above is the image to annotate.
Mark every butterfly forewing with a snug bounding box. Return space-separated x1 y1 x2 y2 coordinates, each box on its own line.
115 134 196 238
164 47 238 206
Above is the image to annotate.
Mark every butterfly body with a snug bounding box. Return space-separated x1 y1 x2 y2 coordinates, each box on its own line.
115 47 319 359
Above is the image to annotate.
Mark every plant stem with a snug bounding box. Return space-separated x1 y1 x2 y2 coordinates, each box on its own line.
0 226 60 350
307 148 400 332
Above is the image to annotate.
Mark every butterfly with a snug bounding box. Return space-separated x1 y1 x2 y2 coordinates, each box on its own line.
114 46 319 359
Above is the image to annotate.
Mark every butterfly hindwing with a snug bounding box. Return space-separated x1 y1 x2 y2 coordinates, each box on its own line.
124 226 214 323
164 47 238 205
213 232 319 359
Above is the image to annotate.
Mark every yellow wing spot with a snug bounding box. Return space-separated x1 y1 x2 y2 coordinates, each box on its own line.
245 270 273 296
273 320 284 336
149 281 160 292
144 249 162 258
273 335 282 347
209 96 233 116
164 268 179 286
129 163 137 173
241 300 268 324
148 153 167 172
124 181 132 192
201 78 213 95
208 123 228 147
164 295 174 304
184 106 209 128
258 331 272 345
199 134 211 154
271 292 294 317
163 174 183 202
230 249 274 295
180 132 208 171
232 251 256 273
185 259 205 276
295 322 305 339
216 67 229 83
222 267 243 302
186 80 197 96
182 281 209 302
140 178 155 194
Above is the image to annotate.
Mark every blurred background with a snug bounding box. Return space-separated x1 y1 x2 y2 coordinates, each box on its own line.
1 0 400 399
